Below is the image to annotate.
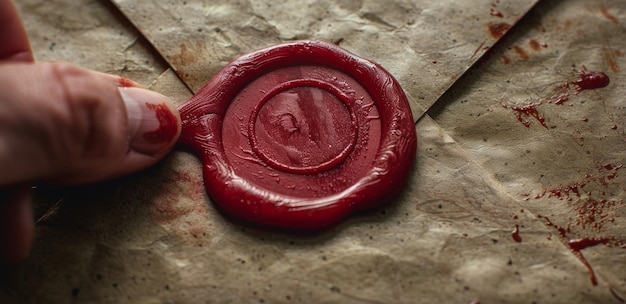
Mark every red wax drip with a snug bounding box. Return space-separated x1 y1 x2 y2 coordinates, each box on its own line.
143 103 178 144
539 216 597 285
512 225 522 242
572 69 610 93
568 237 611 251
537 216 624 286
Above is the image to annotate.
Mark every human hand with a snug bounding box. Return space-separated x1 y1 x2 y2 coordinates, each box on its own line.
0 0 181 263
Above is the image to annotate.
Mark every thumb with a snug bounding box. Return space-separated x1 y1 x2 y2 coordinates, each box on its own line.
0 61 181 185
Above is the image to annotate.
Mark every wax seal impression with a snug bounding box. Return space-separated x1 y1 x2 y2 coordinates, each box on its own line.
178 40 417 229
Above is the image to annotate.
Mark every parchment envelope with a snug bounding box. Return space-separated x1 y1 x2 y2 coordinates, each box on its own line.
2 0 625 303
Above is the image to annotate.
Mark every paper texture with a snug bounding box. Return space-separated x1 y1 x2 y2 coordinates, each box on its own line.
3 0 626 303
110 0 538 120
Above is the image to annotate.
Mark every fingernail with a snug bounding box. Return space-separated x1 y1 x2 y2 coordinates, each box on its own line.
119 87 181 155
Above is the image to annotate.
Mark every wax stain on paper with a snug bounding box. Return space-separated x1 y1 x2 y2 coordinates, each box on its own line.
429 0 626 297
528 162 626 286
503 67 610 129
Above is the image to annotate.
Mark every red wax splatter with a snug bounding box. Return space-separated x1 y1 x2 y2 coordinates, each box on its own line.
490 9 503 18
568 237 611 251
512 225 522 242
143 103 178 144
471 39 488 60
532 162 626 286
549 83 570 105
567 236 617 286
529 39 541 51
539 216 599 285
572 68 610 93
504 103 547 129
601 6 620 24
504 68 609 129
177 41 417 230
504 82 570 127
490 1 503 18
488 22 512 40
513 46 529 60
605 48 620 73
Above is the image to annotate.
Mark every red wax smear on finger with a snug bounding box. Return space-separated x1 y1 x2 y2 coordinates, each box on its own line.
177 41 417 230
143 103 178 144
572 69 610 93
119 77 138 88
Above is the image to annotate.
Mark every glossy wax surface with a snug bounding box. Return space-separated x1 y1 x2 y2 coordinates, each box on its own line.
178 40 417 229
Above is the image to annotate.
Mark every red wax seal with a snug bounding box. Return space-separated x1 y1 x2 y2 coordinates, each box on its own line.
178 40 417 229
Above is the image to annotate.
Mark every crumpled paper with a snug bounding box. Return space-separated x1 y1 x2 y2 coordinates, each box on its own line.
429 0 626 299
3 0 626 303
110 0 538 120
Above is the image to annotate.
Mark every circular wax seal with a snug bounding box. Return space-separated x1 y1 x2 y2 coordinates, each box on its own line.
178 40 417 229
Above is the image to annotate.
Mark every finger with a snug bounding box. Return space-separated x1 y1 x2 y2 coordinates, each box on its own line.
0 62 181 185
0 0 33 62
0 185 33 264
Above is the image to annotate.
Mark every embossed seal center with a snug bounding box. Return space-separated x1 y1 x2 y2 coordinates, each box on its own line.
248 79 358 174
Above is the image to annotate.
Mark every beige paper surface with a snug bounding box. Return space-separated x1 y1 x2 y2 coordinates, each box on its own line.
110 0 538 120
2 0 626 303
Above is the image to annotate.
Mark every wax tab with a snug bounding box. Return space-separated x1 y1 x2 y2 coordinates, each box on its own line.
178 40 417 229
